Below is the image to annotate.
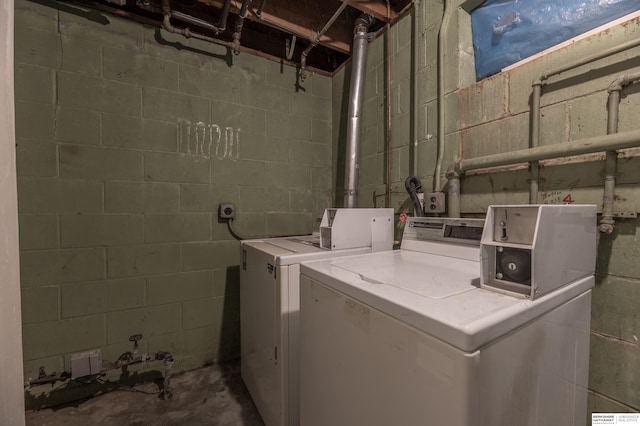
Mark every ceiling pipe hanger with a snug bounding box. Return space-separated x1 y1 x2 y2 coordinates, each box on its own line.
299 0 353 81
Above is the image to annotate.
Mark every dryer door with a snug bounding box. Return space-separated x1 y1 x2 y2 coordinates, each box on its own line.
240 242 289 426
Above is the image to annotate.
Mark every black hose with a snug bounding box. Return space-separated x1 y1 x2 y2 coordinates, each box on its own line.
404 176 425 217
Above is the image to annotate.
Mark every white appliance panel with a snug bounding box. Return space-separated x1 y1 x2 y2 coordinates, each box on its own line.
299 276 591 426
301 252 593 352
240 243 285 426
241 227 389 426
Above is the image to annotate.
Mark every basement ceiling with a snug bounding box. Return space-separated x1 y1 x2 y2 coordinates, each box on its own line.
65 0 414 75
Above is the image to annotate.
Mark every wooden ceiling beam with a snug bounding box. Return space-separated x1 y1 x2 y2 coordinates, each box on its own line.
198 0 354 54
344 0 392 22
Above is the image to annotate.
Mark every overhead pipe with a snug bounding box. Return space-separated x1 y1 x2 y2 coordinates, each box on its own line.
344 14 375 208
529 37 640 203
447 128 640 217
161 0 234 48
599 71 640 233
140 0 231 33
231 0 252 54
255 0 267 18
285 35 297 61
300 0 353 80
250 9 313 46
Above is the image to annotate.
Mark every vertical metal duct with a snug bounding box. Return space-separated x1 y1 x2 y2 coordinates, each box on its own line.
344 14 374 208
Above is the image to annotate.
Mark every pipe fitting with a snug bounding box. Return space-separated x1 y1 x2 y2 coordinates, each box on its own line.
446 160 462 178
608 78 625 93
599 216 615 234
354 14 374 34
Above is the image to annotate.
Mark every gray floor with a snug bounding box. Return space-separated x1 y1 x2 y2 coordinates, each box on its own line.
25 360 265 426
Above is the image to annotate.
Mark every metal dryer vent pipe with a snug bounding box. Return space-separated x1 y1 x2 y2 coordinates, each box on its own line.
344 14 375 208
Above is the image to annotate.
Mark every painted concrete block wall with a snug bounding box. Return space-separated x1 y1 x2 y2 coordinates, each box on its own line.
456 0 640 417
439 5 640 416
15 0 333 407
348 0 640 417
1 0 27 424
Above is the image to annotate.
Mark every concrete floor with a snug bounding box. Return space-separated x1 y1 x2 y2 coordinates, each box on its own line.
25 360 265 426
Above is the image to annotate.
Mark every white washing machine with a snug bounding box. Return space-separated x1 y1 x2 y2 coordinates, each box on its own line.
299 205 596 426
240 208 394 426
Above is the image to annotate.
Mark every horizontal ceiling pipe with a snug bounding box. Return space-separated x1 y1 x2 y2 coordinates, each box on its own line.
300 0 353 78
453 128 640 174
140 0 231 33
255 0 267 17
161 0 234 48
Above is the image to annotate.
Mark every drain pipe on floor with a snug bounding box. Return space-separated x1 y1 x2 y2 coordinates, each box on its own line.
344 14 375 208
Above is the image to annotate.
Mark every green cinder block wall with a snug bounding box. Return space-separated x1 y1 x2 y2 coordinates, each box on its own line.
15 0 640 417
15 0 333 407
349 1 640 418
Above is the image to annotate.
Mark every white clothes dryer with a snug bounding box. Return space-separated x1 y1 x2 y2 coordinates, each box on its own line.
240 208 394 426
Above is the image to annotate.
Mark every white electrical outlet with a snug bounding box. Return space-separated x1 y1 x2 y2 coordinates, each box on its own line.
425 192 446 213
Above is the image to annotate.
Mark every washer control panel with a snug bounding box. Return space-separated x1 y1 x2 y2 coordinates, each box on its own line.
403 217 485 245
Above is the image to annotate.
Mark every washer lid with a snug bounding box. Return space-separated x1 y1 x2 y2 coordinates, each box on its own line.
331 250 478 299
301 250 593 352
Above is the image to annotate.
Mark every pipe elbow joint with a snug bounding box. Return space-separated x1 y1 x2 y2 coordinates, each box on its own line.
446 161 462 179
608 79 624 93
231 39 241 55
532 76 544 87
354 14 374 34
598 216 615 234
598 222 615 234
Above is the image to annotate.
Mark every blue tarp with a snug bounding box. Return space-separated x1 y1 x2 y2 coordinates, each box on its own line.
471 0 640 80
